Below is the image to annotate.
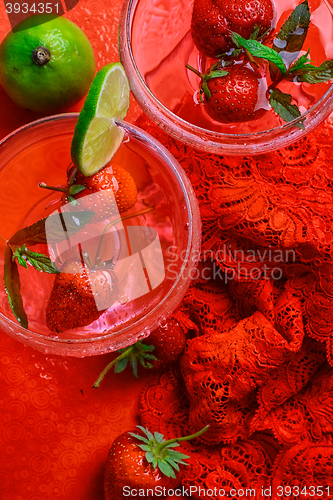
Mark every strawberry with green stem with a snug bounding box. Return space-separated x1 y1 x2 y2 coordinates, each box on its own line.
93 318 186 387
40 161 138 223
187 62 264 123
104 425 209 500
46 205 155 333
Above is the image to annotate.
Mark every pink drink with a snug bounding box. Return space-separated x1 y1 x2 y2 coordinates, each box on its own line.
131 0 333 134
0 116 200 354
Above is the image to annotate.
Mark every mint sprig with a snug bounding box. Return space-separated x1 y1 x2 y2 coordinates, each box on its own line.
289 56 333 84
12 245 59 274
231 32 287 75
273 0 310 56
269 89 304 129
270 0 311 81
4 246 28 329
8 210 94 246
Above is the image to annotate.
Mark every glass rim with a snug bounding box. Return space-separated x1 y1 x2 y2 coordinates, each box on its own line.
121 0 333 140
0 113 200 345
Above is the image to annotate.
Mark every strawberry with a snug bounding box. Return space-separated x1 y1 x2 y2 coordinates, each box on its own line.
46 259 118 333
188 63 263 123
146 319 186 370
40 162 137 223
93 318 186 387
74 163 137 222
191 0 274 58
104 425 209 500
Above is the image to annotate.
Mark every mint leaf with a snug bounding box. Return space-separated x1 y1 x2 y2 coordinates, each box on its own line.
231 32 286 75
13 246 59 274
270 0 310 81
288 50 312 73
16 254 28 269
293 58 333 84
4 246 28 329
269 89 304 129
273 0 310 54
8 210 94 247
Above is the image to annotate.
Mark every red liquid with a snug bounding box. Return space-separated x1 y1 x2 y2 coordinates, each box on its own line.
0 131 188 339
132 0 333 133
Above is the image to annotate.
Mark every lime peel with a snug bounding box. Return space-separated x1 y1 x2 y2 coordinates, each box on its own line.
71 62 130 176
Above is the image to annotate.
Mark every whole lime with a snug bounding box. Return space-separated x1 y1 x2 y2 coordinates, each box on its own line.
0 14 95 113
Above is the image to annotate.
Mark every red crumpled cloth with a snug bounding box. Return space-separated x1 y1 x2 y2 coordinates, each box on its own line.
136 113 333 499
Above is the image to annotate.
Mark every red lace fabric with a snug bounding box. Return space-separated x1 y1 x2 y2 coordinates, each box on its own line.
137 113 333 498
271 435 333 499
140 368 281 499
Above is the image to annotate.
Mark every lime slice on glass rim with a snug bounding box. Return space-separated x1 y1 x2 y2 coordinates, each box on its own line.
71 62 130 176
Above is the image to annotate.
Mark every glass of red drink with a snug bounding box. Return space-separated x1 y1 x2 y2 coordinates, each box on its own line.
119 0 333 155
0 114 200 356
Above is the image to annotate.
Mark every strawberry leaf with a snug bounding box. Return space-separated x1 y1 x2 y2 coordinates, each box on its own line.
13 246 59 274
9 210 95 247
145 451 154 463
4 245 28 329
157 459 176 478
69 184 85 195
68 196 79 206
207 70 229 80
114 356 128 373
138 444 151 452
128 432 150 444
249 24 261 40
154 432 164 443
130 358 139 378
269 89 304 129
165 457 180 471
231 32 286 75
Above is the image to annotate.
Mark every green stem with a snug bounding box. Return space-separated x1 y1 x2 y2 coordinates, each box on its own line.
39 183 68 194
155 425 210 454
186 64 202 78
245 48 259 67
92 345 136 388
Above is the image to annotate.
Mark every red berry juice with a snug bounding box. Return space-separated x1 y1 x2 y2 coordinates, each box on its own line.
0 120 193 339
